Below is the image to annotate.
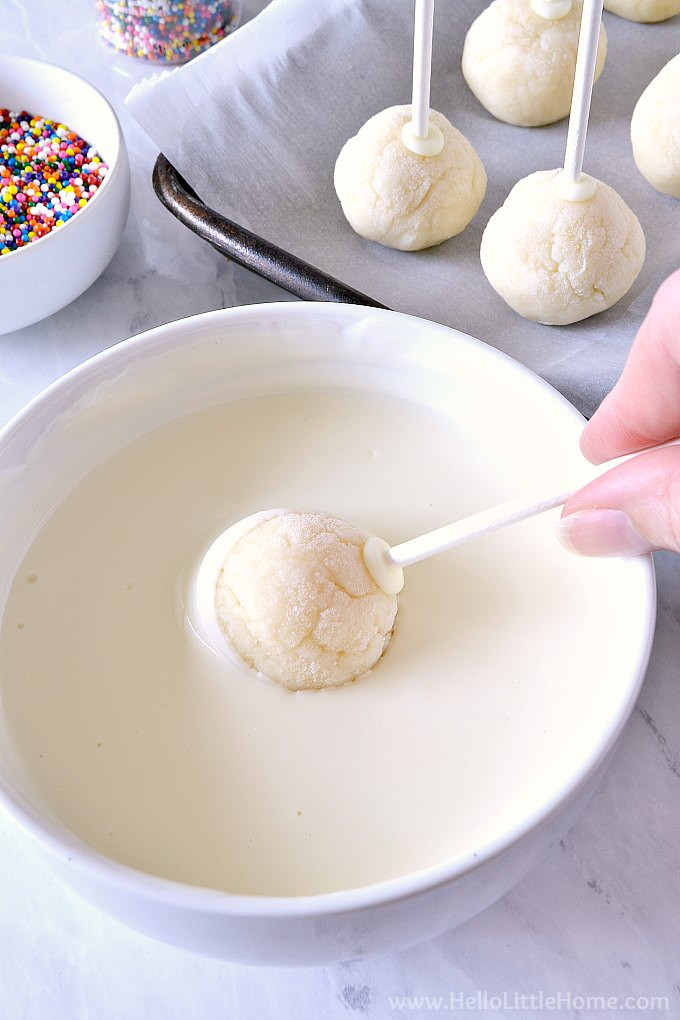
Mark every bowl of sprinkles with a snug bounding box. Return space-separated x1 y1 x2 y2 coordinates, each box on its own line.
0 111 109 255
0 56 130 335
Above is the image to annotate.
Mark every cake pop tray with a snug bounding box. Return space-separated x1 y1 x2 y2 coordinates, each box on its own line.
152 154 386 309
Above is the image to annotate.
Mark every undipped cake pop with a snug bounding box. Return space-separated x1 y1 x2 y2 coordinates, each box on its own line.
631 54 680 198
191 431 680 692
480 170 645 324
334 0 486 251
214 512 398 691
480 0 645 324
334 105 486 251
462 0 607 127
604 0 680 20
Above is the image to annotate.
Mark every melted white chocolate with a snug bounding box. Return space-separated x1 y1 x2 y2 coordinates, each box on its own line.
0 391 625 896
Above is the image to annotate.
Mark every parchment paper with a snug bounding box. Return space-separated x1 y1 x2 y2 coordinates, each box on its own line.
127 0 680 416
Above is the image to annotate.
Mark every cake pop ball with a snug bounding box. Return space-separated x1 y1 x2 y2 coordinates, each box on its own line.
631 55 680 198
461 0 607 127
333 105 486 251
480 170 645 325
604 0 680 20
213 511 398 692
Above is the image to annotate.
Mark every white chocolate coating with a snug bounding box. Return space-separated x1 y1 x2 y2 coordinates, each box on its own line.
604 0 680 20
363 536 405 596
480 170 645 325
631 55 680 198
401 120 445 157
215 511 398 691
462 0 607 128
552 170 597 202
334 105 486 251
530 0 573 17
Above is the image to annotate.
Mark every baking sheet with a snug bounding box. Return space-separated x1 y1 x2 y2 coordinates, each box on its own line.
127 0 680 416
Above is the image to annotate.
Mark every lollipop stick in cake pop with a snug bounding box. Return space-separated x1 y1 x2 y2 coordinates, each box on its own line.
462 0 607 128
479 0 642 325
333 0 486 253
401 0 444 156
554 0 605 201
188 440 678 690
363 438 680 595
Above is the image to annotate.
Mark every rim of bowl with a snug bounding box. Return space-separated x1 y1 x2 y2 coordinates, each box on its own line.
0 302 657 919
0 54 126 264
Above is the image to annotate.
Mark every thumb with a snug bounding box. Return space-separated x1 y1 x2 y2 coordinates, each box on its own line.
556 448 680 556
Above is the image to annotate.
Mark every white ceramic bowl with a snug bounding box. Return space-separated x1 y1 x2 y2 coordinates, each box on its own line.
0 55 130 334
0 303 655 965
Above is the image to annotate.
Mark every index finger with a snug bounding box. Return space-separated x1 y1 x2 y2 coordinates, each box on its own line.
580 268 680 464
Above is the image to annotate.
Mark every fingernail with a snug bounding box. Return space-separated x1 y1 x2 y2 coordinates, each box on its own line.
555 509 656 557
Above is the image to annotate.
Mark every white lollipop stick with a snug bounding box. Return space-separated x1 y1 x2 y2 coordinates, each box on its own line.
554 0 604 201
411 0 434 139
401 0 444 156
363 438 680 595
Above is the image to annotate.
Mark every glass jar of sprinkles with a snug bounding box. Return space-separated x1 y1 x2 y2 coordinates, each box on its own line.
95 0 242 64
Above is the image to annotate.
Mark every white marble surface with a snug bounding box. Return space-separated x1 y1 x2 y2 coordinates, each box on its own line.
1 1 679 1017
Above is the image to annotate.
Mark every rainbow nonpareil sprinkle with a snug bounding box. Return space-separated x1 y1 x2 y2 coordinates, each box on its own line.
96 0 241 63
0 110 109 257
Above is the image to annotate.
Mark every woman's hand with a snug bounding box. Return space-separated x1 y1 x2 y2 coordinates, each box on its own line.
558 268 680 556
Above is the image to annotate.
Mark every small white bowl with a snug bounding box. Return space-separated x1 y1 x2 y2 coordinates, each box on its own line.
0 55 130 334
0 303 656 965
